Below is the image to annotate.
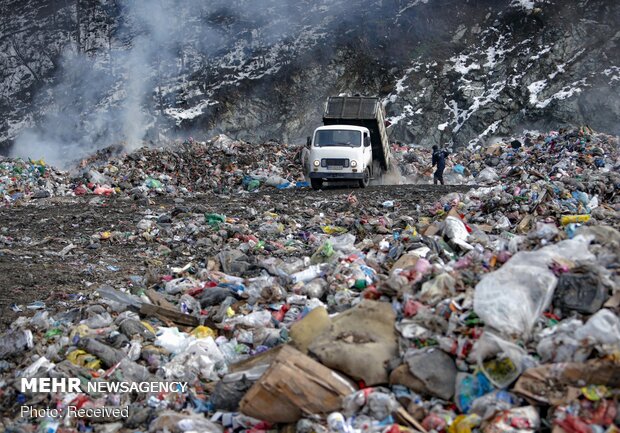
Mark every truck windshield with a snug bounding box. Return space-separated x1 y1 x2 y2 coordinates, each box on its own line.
314 130 361 147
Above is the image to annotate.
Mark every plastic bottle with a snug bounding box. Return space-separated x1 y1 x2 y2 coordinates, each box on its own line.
291 264 327 284
77 337 125 367
327 412 352 433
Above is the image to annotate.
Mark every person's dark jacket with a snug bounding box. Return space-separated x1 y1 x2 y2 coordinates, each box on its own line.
432 149 450 171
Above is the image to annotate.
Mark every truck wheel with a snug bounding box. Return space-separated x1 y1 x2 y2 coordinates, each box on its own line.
359 168 370 188
311 178 323 190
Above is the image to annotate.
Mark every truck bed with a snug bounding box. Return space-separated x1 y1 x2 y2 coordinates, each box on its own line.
323 96 391 171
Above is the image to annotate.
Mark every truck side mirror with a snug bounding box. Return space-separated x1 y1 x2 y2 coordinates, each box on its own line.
364 136 371 147
306 136 311 148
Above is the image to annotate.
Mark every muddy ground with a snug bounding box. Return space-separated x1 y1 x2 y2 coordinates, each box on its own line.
0 184 472 329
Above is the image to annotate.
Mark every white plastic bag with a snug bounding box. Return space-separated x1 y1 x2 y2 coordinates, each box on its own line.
476 167 499 184
575 309 620 349
536 319 589 363
418 273 456 305
472 332 536 388
474 235 595 339
155 327 192 354
224 310 272 328
164 277 196 295
162 337 226 381
443 216 473 251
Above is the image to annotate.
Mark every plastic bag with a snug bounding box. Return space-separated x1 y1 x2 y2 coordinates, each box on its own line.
474 235 595 339
574 309 620 351
155 327 193 355
205 213 226 228
224 310 272 328
469 390 520 420
476 167 499 184
330 233 357 253
311 241 335 264
536 319 590 363
443 216 473 251
418 273 456 305
473 332 536 388
165 277 195 295
453 164 465 174
162 337 226 381
97 286 143 309
455 372 494 413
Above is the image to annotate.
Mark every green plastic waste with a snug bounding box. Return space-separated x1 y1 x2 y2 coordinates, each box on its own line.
205 213 226 228
311 241 334 264
45 328 63 339
353 279 367 290
145 178 163 189
247 179 260 191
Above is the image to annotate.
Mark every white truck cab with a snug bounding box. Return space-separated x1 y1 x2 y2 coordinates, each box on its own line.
308 125 373 189
306 96 392 190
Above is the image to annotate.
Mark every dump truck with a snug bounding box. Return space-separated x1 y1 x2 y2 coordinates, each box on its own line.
306 96 392 189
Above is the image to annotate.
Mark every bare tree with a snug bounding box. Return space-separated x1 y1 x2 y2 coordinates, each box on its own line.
9 36 42 83
75 0 81 52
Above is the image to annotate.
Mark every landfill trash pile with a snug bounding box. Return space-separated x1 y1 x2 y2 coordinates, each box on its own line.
1 135 307 206
71 136 308 199
0 126 619 433
0 158 73 204
393 127 620 189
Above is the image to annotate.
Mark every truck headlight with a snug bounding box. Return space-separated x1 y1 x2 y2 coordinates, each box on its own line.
313 160 320 167
350 160 358 168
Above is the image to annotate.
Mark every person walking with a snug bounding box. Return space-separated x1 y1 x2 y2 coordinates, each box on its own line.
432 145 450 185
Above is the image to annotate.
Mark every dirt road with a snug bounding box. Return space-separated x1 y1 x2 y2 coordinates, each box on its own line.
0 184 472 328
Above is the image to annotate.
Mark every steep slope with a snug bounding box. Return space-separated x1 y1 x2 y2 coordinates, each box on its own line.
0 0 618 165
386 0 620 147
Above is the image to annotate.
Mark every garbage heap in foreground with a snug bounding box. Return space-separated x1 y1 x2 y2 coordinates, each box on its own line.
0 127 619 433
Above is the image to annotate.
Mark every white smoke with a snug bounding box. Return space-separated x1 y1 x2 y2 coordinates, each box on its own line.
11 0 222 167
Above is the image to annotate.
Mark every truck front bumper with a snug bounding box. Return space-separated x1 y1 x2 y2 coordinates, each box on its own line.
309 172 365 180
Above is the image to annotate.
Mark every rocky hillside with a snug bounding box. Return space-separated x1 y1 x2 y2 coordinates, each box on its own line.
0 0 618 165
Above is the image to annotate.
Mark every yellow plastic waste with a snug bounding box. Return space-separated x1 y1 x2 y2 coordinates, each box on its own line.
70 324 93 340
321 225 348 235
581 385 609 401
448 414 481 433
100 231 112 240
404 224 418 236
191 326 217 339
226 306 235 318
560 215 591 225
67 350 101 370
141 321 156 335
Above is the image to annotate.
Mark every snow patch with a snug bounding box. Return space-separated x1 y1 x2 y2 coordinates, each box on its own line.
480 120 502 138
528 80 547 105
387 105 419 126
386 63 421 103
452 55 481 75
443 81 505 133
511 0 535 10
529 79 587 108
530 46 551 60
602 66 620 84
165 99 218 124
